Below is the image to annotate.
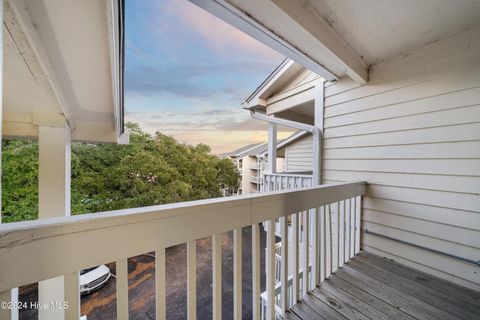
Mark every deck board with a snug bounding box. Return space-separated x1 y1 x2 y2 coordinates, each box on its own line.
286 251 479 320
349 259 479 320
354 252 480 307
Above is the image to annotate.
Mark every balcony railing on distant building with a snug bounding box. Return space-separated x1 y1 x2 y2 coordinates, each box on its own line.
251 176 262 184
262 172 314 192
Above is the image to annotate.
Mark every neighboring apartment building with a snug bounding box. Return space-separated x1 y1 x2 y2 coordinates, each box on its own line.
222 131 314 195
221 143 267 195
222 142 281 195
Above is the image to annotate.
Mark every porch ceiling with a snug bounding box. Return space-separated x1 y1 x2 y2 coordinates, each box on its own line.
309 0 480 66
3 0 125 143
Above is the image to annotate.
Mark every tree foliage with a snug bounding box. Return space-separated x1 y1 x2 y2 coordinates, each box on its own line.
2 123 240 222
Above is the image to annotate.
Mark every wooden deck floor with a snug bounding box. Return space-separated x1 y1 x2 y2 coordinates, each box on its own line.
284 252 480 320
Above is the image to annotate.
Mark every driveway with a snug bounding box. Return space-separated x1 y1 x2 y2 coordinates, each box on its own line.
19 226 267 319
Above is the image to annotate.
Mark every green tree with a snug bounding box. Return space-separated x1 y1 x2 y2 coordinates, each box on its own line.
2 123 240 222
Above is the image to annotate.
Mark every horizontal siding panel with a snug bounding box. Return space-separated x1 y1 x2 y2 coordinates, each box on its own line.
288 165 312 171
323 141 480 159
325 86 480 126
324 105 480 138
326 48 480 109
288 149 313 154
323 29 480 288
363 198 480 230
323 170 479 194
323 159 480 176
326 32 480 107
325 61 480 114
363 235 480 290
363 221 480 261
287 155 313 160
324 123 480 148
325 77 361 97
286 135 313 172
363 210 480 248
288 145 312 149
366 185 480 212
370 27 480 83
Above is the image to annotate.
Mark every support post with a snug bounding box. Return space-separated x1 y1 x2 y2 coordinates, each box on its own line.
267 123 277 174
38 125 72 320
0 2 15 319
313 79 325 185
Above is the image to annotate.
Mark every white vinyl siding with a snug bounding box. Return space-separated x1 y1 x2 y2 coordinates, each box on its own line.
285 134 313 172
323 27 480 291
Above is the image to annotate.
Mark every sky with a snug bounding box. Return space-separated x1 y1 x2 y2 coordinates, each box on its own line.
124 0 294 154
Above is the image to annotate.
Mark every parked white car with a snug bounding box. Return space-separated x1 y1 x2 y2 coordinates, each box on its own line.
80 265 111 295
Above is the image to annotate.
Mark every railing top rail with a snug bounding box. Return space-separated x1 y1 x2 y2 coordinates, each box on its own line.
0 181 366 291
264 173 314 178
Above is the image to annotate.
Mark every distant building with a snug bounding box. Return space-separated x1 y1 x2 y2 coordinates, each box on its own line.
221 142 280 195
222 130 313 195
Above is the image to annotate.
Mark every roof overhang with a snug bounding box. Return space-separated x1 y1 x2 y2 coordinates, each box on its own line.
189 0 367 84
3 0 126 144
190 0 480 86
243 59 305 110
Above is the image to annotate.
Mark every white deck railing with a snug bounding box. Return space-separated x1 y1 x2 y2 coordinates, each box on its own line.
262 173 313 192
0 181 365 320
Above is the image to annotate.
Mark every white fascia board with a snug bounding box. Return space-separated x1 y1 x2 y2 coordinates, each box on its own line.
244 59 295 108
266 87 315 115
107 0 126 143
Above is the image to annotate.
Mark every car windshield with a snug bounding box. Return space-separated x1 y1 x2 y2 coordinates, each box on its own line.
80 267 98 275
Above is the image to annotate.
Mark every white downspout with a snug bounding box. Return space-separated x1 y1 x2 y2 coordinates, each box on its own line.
267 123 277 174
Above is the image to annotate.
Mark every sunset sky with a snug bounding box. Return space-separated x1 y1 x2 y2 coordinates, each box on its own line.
124 0 294 154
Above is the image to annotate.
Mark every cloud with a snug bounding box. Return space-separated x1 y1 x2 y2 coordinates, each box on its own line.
124 0 289 153
125 0 284 101
125 110 295 154
126 110 294 132
125 60 277 99
162 0 282 61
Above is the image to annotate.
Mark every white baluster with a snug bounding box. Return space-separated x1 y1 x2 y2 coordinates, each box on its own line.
292 213 300 303
312 208 319 287
320 206 326 282
156 248 166 320
187 241 196 320
64 272 80 320
252 224 261 320
325 205 331 278
332 203 339 273
212 234 222 320
280 216 288 313
266 220 276 320
338 201 345 267
355 196 362 254
344 199 351 263
0 291 11 320
302 211 309 295
116 258 129 320
233 229 242 320
350 198 355 258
